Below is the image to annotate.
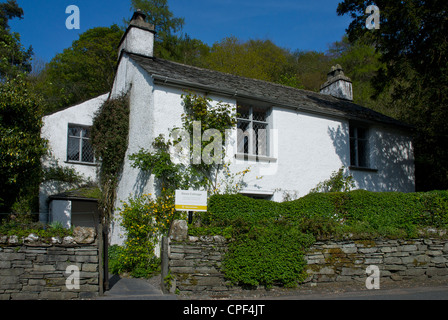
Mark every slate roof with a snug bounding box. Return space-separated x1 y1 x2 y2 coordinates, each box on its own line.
127 52 411 130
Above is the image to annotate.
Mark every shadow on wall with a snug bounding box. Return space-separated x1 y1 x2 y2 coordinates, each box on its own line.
328 125 415 192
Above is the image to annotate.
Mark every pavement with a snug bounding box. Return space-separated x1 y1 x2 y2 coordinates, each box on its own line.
95 275 178 300
94 275 448 300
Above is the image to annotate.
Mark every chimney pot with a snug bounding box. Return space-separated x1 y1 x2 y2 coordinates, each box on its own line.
320 65 353 101
118 11 156 58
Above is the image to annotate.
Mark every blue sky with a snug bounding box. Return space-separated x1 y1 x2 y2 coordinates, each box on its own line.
9 0 352 64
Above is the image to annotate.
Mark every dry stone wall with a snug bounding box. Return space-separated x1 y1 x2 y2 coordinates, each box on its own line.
169 235 229 294
306 239 448 283
0 227 100 300
168 232 448 294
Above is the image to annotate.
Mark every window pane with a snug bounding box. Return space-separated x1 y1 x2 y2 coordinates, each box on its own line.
67 137 80 161
237 120 250 154
237 105 250 119
82 127 91 138
68 126 81 137
253 122 267 155
350 138 357 166
358 140 369 167
253 108 267 122
81 139 95 163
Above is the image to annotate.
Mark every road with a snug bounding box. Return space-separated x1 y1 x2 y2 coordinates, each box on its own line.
277 284 448 300
94 275 448 300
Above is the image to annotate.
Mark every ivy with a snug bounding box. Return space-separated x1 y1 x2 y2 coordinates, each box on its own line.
223 221 315 288
91 93 130 225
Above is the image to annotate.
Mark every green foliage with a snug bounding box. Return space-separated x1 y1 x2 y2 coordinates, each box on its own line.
42 162 85 184
130 0 184 42
309 167 355 193
0 0 32 80
199 189 448 288
204 37 292 84
129 135 185 192
337 0 448 191
34 25 123 114
207 190 448 240
91 94 130 224
0 213 73 239
0 76 47 212
114 192 180 277
223 221 314 288
207 194 282 224
179 92 238 191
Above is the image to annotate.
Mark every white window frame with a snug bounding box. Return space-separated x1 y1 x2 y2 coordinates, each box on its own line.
66 124 95 165
236 104 270 158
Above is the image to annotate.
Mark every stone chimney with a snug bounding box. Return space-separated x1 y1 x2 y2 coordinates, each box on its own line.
319 64 353 101
118 10 156 58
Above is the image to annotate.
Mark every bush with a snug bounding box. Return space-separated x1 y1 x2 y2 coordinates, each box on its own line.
222 220 314 288
207 194 282 224
202 189 448 288
207 190 448 240
116 191 181 278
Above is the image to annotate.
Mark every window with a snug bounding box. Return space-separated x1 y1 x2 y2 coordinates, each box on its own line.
237 104 268 156
350 125 369 168
67 124 95 164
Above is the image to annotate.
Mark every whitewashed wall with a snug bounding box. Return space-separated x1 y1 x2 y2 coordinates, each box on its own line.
39 94 108 224
41 93 108 180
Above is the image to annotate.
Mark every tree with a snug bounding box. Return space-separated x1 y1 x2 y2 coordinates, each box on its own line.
129 0 210 65
156 33 210 67
0 0 32 80
33 25 123 114
205 37 291 84
0 76 47 212
289 50 332 91
337 0 448 191
327 36 397 117
130 0 184 42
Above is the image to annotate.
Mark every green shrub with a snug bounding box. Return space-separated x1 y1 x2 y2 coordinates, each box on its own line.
207 190 448 240
116 191 181 278
0 213 73 239
203 189 448 288
222 220 314 288
208 194 282 224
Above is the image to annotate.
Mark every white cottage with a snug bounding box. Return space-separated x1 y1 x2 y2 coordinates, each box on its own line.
40 12 414 244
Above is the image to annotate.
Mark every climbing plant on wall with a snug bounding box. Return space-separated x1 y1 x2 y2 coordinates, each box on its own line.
91 93 130 227
129 91 245 194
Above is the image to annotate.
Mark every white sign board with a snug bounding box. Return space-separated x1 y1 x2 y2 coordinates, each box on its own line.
175 190 207 212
